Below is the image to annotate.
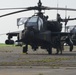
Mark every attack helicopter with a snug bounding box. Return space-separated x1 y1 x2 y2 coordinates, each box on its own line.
1 0 76 54
66 25 76 45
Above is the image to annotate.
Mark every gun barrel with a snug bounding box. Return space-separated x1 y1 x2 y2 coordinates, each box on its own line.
67 18 76 20
62 18 76 22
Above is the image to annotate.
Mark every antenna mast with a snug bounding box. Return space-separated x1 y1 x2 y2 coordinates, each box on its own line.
57 0 59 14
56 0 59 21
65 5 67 32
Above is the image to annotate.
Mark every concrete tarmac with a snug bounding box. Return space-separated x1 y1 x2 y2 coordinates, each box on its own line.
0 46 76 75
0 66 76 75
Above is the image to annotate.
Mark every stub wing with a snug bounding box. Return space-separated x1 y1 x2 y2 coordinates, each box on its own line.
51 32 72 36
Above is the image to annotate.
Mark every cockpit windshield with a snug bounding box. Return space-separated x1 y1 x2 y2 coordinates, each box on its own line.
25 16 43 31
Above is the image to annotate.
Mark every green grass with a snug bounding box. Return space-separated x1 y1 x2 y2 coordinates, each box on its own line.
0 43 14 47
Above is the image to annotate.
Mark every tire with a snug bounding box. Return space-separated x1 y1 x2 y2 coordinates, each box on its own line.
23 46 28 53
47 47 52 55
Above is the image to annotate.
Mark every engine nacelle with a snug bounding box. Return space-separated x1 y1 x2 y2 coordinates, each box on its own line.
47 21 62 32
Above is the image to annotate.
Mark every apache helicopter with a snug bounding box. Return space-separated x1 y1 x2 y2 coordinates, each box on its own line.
66 25 76 45
0 0 76 54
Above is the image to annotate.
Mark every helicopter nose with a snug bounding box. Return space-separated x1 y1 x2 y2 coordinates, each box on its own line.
29 31 35 36
25 30 35 37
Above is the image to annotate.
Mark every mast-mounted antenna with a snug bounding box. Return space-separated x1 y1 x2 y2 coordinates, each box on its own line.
57 0 59 14
38 0 42 7
65 5 68 32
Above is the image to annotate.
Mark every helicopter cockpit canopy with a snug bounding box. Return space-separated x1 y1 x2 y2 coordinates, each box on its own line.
25 15 43 31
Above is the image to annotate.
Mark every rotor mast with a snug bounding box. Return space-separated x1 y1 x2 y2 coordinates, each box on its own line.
37 0 44 17
38 0 42 12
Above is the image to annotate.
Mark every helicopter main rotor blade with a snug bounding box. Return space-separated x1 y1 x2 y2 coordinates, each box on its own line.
0 6 38 10
0 6 76 18
27 5 76 11
28 6 76 11
0 9 30 18
0 8 27 10
43 6 76 11
0 6 40 17
1 6 76 11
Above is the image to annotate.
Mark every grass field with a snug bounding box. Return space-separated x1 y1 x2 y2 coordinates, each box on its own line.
0 43 13 46
0 45 76 67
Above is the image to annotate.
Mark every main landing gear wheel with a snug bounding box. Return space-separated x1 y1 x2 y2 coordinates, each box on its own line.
23 45 28 54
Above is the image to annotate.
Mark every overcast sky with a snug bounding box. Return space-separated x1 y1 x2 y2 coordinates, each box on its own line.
0 0 76 43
